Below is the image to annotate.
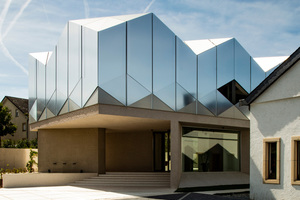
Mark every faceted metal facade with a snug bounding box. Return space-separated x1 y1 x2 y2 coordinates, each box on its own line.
29 13 270 123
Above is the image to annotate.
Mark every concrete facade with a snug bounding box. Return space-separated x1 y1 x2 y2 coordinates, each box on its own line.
249 59 300 199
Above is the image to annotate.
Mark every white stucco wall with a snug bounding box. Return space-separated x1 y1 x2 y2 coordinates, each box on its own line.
250 60 300 200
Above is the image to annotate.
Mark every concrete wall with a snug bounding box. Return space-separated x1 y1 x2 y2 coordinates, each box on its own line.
38 128 104 173
106 130 153 172
0 148 38 170
250 60 300 200
3 173 97 188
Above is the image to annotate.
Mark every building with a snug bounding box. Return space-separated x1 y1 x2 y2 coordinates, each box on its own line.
1 96 37 141
242 47 300 199
28 13 284 189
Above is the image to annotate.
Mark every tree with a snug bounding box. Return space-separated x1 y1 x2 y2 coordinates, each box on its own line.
0 103 17 147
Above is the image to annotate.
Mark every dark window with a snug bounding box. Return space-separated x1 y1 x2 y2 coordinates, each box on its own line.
218 80 248 105
15 109 19 117
22 123 27 131
268 142 277 179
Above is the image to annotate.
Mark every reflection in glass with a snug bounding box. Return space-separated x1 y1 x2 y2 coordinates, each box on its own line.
127 14 152 92
182 127 240 172
217 91 233 115
250 58 265 91
57 25 68 112
217 39 234 88
82 27 98 106
235 40 250 93
99 23 126 105
46 47 56 104
153 15 175 110
176 37 197 98
68 22 81 95
127 75 151 107
28 56 37 111
37 61 45 120
198 47 216 99
176 84 196 113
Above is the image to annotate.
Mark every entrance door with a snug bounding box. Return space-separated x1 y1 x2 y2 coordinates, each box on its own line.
153 132 171 172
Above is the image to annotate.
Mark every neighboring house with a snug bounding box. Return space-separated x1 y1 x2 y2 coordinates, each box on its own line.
1 96 37 141
28 13 284 189
242 47 300 199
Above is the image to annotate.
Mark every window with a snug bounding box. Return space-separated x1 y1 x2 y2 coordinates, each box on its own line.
291 136 300 185
22 123 27 132
15 109 19 117
182 127 240 172
263 138 280 184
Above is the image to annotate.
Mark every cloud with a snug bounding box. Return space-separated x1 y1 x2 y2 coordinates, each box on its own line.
144 0 155 13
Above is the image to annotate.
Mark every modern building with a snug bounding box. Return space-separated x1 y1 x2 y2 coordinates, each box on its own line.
1 96 37 142
242 47 300 199
28 13 285 189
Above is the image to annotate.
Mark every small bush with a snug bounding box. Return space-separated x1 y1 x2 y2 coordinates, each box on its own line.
1 139 38 149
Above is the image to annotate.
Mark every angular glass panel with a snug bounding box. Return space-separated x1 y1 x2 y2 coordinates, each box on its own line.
199 90 217 116
82 27 98 106
198 47 216 99
154 83 175 111
57 25 68 113
99 23 126 105
217 39 234 88
217 91 233 115
176 37 197 98
127 13 152 92
250 58 265 91
37 61 46 121
29 100 37 123
46 47 56 104
69 22 82 95
127 75 151 106
98 87 123 106
235 40 250 93
176 83 196 113
28 56 37 110
196 101 214 116
69 80 81 112
47 91 57 117
153 95 173 111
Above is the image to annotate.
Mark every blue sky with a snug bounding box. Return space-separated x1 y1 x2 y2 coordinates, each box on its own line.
0 0 299 101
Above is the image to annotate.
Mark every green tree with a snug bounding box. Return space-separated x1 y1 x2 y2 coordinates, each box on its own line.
0 103 17 147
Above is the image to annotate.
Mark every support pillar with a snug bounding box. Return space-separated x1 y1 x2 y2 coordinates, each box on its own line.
170 120 181 188
98 128 106 174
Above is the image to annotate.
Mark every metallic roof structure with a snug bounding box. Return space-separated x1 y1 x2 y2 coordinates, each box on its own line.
28 13 286 123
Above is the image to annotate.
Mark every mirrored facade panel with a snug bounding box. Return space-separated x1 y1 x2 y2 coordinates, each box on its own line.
199 90 217 115
217 91 233 115
28 56 37 110
47 91 57 117
69 80 81 111
198 47 216 99
154 83 175 111
250 58 265 91
37 61 46 120
82 27 98 106
127 75 151 106
68 22 81 95
127 14 152 92
29 100 37 123
217 39 234 88
99 23 126 104
153 15 175 93
46 47 56 103
176 83 196 113
235 40 251 93
176 37 197 98
57 25 68 111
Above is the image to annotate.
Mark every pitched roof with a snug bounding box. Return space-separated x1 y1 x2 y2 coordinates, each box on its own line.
1 96 29 114
242 47 300 105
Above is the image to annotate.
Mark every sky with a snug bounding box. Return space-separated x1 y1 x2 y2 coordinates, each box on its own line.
0 0 299 101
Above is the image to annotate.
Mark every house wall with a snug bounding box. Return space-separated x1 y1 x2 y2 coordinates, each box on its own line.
106 130 153 172
1 99 37 141
38 128 105 173
250 60 300 200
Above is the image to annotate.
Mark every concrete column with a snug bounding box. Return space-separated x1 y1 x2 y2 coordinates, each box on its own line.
98 128 106 174
170 120 181 188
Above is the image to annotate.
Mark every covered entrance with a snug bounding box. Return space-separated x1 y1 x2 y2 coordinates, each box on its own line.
153 132 171 172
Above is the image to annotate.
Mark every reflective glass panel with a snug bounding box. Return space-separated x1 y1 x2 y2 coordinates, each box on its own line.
99 23 126 105
57 25 68 112
198 47 216 99
217 39 234 88
127 75 151 106
47 91 57 116
217 91 233 115
28 56 37 110
69 22 81 95
182 127 240 172
176 83 196 113
250 58 265 91
235 40 250 93
176 37 197 98
37 61 46 120
69 80 81 111
46 47 56 104
82 27 98 106
198 90 217 116
127 14 152 92
153 15 175 109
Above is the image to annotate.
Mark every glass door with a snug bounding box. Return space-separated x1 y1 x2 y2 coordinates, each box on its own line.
153 132 170 172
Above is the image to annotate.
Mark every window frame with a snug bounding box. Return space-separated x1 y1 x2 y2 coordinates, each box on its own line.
22 123 27 132
263 137 281 184
291 136 300 185
15 109 19 117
